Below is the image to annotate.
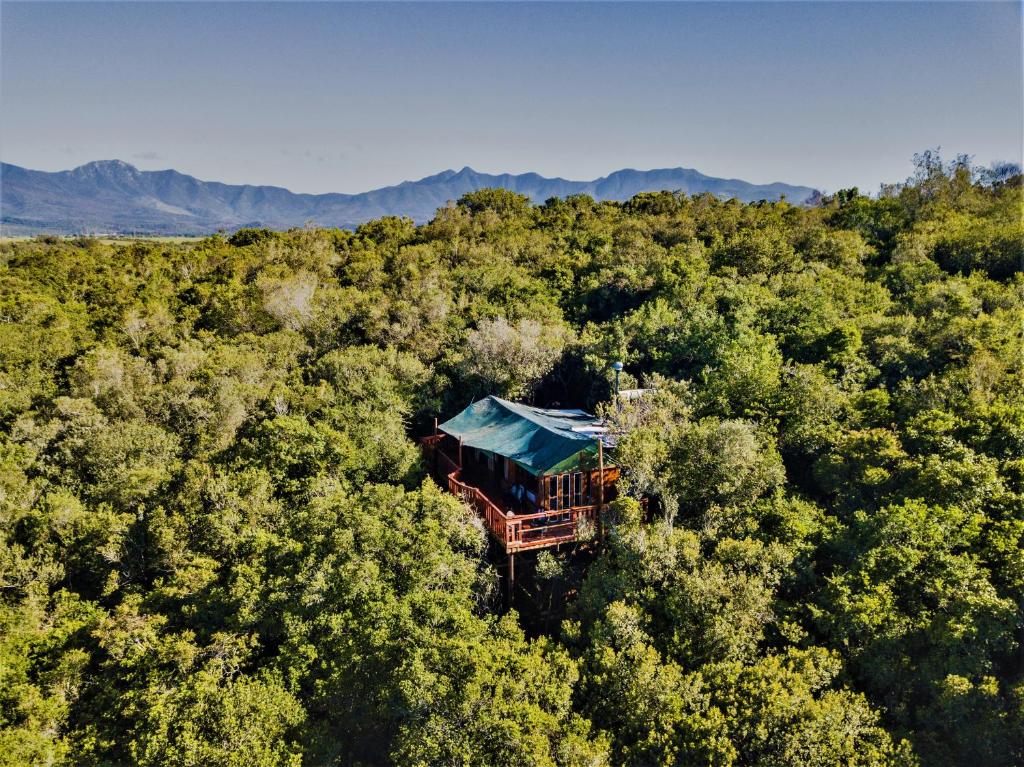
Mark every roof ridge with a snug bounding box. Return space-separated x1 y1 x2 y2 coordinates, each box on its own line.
488 395 548 430
487 395 596 439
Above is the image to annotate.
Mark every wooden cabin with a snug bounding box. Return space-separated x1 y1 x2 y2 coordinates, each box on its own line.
421 396 619 555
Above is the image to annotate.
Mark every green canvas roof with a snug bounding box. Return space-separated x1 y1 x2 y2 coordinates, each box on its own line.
439 396 607 476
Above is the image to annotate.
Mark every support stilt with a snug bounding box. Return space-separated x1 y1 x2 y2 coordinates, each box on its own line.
598 441 605 543
507 551 515 605
433 418 439 478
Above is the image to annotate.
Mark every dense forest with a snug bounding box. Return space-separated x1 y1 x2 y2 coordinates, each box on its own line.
1 151 1022 766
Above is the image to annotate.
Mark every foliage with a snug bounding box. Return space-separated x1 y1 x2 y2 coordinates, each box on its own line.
0 152 1020 765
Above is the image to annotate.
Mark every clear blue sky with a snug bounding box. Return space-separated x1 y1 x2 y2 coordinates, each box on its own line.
2 1 1021 194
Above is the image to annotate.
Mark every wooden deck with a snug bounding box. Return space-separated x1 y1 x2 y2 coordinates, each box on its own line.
421 435 604 553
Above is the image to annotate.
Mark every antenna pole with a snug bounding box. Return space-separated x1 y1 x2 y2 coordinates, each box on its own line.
611 360 624 415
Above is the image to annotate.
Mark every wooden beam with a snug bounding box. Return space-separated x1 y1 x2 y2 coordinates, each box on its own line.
507 552 515 606
578 450 584 505
598 440 605 542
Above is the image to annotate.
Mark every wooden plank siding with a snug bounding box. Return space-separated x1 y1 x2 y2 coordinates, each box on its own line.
421 434 617 553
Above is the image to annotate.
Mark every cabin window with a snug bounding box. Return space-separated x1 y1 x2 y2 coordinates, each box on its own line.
547 475 559 509
572 472 587 506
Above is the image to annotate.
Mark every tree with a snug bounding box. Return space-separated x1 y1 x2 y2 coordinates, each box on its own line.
458 188 533 219
461 316 568 400
392 615 609 767
816 500 1019 765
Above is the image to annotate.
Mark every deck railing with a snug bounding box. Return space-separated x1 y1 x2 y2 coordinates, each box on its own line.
421 435 603 552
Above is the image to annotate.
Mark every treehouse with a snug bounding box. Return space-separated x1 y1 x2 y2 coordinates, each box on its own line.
421 396 619 558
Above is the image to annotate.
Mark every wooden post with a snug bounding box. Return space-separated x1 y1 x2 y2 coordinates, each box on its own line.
597 440 605 543
432 418 439 478
507 552 515 605
577 450 584 507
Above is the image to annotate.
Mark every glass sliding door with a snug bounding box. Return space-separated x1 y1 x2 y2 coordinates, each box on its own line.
547 475 559 510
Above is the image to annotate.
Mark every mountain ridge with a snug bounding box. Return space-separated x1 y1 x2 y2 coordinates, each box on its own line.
1 160 819 235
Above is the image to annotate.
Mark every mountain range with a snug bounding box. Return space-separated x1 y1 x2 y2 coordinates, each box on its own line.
0 160 818 235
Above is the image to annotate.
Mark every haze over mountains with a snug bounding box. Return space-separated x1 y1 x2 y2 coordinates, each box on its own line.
1 160 818 235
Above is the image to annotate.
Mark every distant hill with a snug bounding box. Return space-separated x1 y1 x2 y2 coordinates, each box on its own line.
0 160 818 235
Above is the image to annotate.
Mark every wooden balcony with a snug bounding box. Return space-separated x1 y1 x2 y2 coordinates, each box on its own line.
421 434 612 553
